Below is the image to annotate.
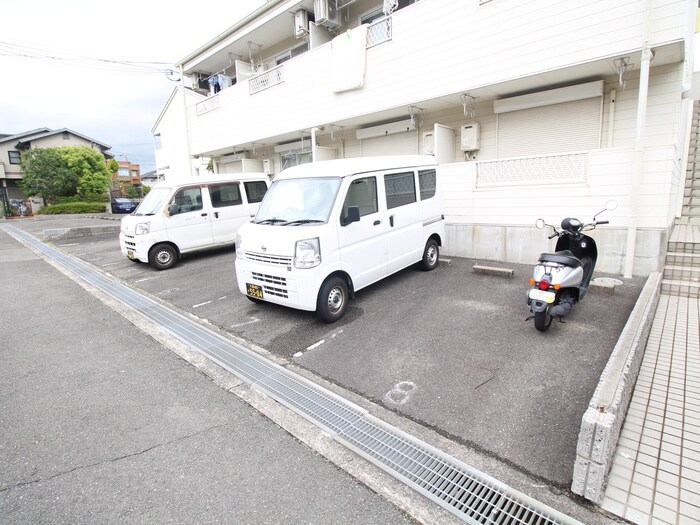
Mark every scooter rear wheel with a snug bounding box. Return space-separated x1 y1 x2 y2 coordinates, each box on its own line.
534 309 553 332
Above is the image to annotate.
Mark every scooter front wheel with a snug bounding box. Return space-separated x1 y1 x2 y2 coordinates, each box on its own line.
534 308 553 332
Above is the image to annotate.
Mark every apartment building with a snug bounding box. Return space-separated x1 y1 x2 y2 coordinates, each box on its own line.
156 0 696 276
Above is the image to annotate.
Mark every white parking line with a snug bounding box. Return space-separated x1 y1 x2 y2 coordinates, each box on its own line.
135 276 159 283
231 317 260 328
193 300 212 308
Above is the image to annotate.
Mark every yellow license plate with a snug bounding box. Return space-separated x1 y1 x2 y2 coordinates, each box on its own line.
529 289 556 303
246 283 264 299
127 250 135 260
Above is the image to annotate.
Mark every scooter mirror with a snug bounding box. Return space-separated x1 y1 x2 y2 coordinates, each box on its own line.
535 218 546 230
605 200 618 211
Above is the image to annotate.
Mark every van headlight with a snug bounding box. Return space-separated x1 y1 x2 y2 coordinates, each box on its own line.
135 222 150 235
294 238 320 269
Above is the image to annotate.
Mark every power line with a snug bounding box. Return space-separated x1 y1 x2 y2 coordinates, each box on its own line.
0 40 178 78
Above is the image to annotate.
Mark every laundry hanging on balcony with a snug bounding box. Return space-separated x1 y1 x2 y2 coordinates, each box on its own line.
331 25 368 93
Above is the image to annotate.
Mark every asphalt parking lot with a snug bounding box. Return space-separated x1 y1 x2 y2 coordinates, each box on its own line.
10 215 645 490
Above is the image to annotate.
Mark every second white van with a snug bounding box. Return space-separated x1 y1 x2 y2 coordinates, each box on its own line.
120 173 269 270
234 156 444 322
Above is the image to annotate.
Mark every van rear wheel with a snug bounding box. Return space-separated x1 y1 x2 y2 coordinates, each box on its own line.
420 239 439 271
149 243 177 271
317 276 348 323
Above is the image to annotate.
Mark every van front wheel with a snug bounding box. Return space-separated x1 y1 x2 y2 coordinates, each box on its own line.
421 239 439 271
149 243 177 270
317 276 348 323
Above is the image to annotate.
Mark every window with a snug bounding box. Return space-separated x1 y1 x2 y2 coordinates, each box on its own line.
342 177 378 219
418 169 436 200
8 151 21 164
154 134 162 150
118 167 130 177
244 181 268 203
385 172 416 209
360 6 384 24
209 183 242 208
275 42 309 65
172 187 203 214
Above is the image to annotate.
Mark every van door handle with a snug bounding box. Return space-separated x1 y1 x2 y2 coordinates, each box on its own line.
201 213 208 217
373 220 381 226
214 212 219 218
389 215 394 227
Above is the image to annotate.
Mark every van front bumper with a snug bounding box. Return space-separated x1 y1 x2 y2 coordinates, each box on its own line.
235 256 322 312
120 232 151 263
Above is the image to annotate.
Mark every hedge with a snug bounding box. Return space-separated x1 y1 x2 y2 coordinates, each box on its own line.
37 202 107 215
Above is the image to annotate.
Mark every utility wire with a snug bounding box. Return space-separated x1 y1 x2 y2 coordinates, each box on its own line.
0 40 178 78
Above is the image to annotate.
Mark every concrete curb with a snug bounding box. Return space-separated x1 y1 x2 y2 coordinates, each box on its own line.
43 225 121 241
570 271 662 503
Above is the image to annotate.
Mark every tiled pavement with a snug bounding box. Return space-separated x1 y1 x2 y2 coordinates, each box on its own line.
601 293 700 524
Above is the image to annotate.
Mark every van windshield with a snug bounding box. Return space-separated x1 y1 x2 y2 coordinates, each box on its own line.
133 187 171 216
254 177 341 225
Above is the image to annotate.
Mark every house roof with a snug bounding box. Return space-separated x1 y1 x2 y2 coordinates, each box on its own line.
0 128 52 144
11 128 111 152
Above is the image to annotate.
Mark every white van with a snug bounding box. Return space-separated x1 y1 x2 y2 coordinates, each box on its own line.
120 173 270 270
234 156 444 322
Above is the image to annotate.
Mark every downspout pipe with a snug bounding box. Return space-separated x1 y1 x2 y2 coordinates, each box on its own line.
624 0 653 278
311 127 322 162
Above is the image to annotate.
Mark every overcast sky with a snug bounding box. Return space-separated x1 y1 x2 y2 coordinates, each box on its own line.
0 0 266 173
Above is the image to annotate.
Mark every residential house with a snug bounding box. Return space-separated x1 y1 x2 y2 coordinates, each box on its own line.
157 0 695 277
111 160 142 197
0 127 112 214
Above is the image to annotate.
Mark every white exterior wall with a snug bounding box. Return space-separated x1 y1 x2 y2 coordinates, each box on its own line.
153 87 206 182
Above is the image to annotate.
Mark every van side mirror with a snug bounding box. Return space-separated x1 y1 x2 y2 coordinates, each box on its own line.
168 203 178 216
343 206 360 226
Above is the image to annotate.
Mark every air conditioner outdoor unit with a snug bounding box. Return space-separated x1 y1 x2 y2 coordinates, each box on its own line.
314 0 340 28
294 10 309 38
355 119 417 140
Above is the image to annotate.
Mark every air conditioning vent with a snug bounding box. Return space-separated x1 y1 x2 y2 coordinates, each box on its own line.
355 119 417 140
314 0 340 28
294 10 309 38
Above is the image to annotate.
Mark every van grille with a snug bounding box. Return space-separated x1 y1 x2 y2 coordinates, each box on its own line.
244 251 292 266
123 234 136 249
252 272 289 299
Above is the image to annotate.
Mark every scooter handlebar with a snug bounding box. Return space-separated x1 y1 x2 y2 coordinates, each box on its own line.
548 232 559 239
596 220 609 225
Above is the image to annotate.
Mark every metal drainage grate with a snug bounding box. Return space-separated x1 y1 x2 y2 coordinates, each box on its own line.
4 224 583 525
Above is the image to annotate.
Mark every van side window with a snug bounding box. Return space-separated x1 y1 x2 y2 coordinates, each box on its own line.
173 187 203 214
342 177 378 218
244 181 268 203
385 172 416 209
209 183 242 208
418 169 436 200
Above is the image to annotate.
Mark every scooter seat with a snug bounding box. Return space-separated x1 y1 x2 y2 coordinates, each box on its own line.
538 250 581 267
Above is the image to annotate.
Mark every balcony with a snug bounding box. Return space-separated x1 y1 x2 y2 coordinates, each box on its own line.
184 0 686 157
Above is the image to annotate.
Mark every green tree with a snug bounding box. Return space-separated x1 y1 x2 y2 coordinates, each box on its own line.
107 158 119 175
19 148 79 205
61 145 110 201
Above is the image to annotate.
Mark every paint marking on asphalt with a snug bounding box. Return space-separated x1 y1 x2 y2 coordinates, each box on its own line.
306 339 325 351
231 317 260 328
100 261 123 268
193 300 213 308
135 276 159 283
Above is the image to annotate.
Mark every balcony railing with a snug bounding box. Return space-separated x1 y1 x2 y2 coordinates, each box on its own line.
249 65 285 95
476 152 588 187
367 16 392 48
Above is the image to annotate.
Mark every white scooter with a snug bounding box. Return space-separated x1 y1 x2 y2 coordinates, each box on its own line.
526 201 617 331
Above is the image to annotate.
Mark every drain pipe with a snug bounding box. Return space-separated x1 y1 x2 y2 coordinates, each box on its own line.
624 0 653 278
311 127 322 162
